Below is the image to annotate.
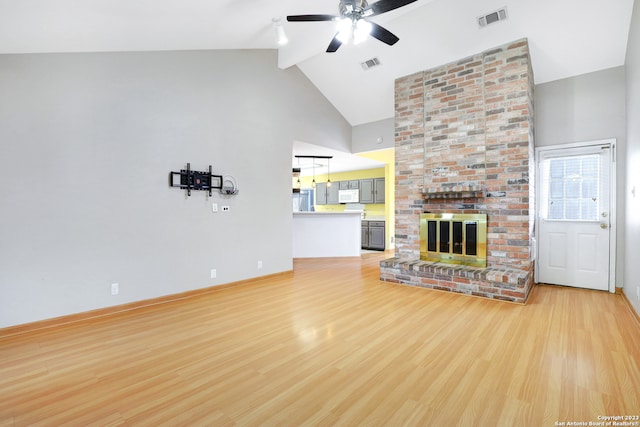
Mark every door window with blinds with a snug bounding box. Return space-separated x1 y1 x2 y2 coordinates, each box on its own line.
539 150 606 221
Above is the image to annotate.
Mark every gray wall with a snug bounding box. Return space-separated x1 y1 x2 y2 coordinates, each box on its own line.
625 0 640 316
535 66 627 148
535 66 627 290
0 50 351 328
352 118 394 153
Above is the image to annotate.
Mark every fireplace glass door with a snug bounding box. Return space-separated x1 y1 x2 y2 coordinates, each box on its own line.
420 213 487 267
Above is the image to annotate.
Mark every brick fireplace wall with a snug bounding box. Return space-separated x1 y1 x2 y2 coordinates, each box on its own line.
381 39 535 303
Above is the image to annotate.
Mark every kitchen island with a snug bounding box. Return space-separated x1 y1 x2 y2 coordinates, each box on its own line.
292 212 362 258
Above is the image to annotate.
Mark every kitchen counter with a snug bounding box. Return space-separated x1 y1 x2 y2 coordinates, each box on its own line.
292 212 362 258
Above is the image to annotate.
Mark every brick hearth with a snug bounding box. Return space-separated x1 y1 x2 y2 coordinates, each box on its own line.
381 38 535 303
380 259 531 303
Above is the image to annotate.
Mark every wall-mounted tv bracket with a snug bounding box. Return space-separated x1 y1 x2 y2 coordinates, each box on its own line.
169 163 222 197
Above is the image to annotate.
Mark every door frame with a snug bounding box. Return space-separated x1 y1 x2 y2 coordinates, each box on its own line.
534 138 617 293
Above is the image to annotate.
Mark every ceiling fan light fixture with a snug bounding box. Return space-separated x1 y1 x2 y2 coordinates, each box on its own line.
354 19 372 44
287 0 417 52
336 18 352 43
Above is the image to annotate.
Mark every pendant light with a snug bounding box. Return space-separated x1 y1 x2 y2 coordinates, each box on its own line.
293 155 333 189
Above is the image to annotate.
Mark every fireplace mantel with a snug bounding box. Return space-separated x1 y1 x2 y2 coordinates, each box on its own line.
422 185 485 200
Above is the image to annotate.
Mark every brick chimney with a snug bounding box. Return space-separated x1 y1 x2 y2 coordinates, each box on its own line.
381 39 535 303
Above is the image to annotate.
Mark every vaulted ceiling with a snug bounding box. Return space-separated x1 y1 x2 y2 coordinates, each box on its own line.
0 0 634 126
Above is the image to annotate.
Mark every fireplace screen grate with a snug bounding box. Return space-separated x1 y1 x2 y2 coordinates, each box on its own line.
420 213 487 267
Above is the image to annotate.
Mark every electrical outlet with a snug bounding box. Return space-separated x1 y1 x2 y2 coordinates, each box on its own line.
111 283 119 296
211 269 217 279
212 203 218 213
222 206 230 212
258 260 263 269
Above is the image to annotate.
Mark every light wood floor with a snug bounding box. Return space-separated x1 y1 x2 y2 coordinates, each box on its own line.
1 253 639 426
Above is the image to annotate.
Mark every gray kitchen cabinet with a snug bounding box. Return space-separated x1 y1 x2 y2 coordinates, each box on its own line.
315 182 327 205
373 178 385 203
359 179 374 203
340 180 359 190
361 222 369 248
361 220 385 250
359 178 384 204
316 182 341 205
368 221 385 250
326 182 340 204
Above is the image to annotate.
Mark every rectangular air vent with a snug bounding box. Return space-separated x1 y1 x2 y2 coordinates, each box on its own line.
361 57 381 70
477 7 508 28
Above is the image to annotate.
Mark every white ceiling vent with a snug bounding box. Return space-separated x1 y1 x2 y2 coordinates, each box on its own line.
361 57 381 70
478 7 508 28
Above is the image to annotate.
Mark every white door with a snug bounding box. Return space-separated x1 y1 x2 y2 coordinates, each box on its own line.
537 142 614 291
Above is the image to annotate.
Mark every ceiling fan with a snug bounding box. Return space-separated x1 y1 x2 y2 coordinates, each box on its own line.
287 0 418 52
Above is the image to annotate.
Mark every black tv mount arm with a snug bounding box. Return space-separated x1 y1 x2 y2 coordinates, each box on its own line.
169 163 223 197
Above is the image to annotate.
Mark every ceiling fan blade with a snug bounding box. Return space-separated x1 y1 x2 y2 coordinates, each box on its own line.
369 22 400 46
287 14 337 22
366 0 419 16
326 34 343 52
